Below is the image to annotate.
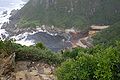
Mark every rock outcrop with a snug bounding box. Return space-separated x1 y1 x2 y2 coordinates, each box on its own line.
15 61 56 80
0 54 56 80
0 53 15 80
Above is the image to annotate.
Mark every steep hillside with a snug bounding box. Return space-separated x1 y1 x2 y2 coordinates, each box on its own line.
15 0 120 29
93 21 120 45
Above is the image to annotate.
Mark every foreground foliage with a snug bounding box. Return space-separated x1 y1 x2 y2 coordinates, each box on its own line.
0 40 63 64
56 43 120 80
1 40 120 80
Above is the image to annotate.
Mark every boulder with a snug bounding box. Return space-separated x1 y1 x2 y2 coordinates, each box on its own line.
2 11 7 15
0 53 15 80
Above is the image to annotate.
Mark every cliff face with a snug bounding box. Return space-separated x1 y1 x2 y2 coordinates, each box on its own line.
11 0 120 29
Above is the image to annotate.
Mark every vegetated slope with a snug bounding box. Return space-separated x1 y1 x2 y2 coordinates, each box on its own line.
93 21 120 45
56 44 120 80
16 0 120 29
0 40 59 80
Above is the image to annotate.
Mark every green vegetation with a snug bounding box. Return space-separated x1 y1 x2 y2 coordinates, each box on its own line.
17 19 40 28
54 18 120 79
1 39 120 80
56 43 120 80
17 0 120 29
35 42 46 49
1 0 120 78
55 27 120 80
93 21 120 46
0 40 22 57
16 46 63 64
1 0 120 80
0 40 63 64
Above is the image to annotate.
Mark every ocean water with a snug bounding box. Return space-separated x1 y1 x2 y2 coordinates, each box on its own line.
0 0 61 47
0 0 70 51
0 0 35 46
0 0 26 25
0 0 23 9
0 0 26 40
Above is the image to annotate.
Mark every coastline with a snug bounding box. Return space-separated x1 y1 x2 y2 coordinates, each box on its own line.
0 0 27 40
0 0 92 51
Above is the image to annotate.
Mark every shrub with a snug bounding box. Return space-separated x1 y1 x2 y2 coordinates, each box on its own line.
15 46 63 64
62 48 85 59
35 42 46 49
56 45 120 80
0 40 22 57
56 53 95 80
0 40 63 64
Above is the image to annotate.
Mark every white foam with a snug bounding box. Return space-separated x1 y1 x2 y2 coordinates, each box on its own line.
46 31 57 36
0 0 26 27
0 0 59 46
0 0 27 40
10 26 59 46
15 39 35 46
36 26 58 36
11 32 36 46
0 29 9 40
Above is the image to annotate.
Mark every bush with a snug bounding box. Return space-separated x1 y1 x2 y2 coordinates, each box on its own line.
62 48 86 59
56 53 95 80
0 40 22 57
0 40 63 65
17 19 40 28
35 42 46 49
56 45 120 80
15 46 63 64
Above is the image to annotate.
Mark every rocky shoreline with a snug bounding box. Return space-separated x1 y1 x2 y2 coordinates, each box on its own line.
1 2 108 52
0 9 93 51
1 9 21 35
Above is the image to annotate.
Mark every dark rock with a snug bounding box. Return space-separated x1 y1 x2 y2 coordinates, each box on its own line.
2 10 7 15
10 9 19 16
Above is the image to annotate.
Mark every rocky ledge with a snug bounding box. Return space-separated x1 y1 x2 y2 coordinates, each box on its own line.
0 54 56 80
